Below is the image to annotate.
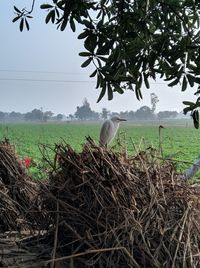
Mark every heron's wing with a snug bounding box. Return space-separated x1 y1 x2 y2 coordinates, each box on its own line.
99 120 113 146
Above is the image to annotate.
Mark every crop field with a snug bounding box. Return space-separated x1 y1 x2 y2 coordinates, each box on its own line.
0 121 199 179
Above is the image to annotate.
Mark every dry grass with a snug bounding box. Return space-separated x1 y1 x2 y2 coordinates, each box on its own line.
0 140 38 232
0 138 200 267
39 138 200 267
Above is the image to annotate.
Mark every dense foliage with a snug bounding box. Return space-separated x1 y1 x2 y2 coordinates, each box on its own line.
12 0 200 126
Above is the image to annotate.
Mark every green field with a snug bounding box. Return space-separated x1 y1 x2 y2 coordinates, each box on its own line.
0 121 199 179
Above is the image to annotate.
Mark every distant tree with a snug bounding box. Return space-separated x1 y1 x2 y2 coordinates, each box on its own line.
32 109 44 121
110 112 120 118
24 112 31 121
24 109 43 121
101 108 110 120
119 110 136 120
91 111 100 120
135 106 155 120
74 98 94 120
119 111 128 119
150 93 159 113
68 114 74 121
43 111 54 122
56 114 63 121
157 111 179 120
0 111 5 121
9 111 23 121
127 111 136 121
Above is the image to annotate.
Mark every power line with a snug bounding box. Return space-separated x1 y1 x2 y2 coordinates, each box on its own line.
0 69 91 75
0 78 96 83
0 70 169 85
0 77 166 84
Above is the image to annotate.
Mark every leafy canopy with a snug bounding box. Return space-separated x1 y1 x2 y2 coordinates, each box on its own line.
12 0 200 127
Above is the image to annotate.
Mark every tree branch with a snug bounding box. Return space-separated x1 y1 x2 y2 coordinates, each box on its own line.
28 0 36 14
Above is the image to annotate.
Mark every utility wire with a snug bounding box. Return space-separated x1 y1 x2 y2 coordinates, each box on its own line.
0 70 168 84
0 69 91 75
0 77 166 84
0 70 167 84
0 78 95 83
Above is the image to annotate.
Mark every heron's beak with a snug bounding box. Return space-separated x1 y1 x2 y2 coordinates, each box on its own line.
119 118 127 121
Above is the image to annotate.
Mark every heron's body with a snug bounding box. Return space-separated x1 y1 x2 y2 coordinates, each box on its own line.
99 117 126 147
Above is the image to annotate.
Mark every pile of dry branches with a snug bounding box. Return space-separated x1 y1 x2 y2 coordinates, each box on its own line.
38 140 200 267
0 138 200 267
0 140 38 232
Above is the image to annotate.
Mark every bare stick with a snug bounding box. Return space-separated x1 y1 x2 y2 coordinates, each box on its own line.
44 246 140 267
51 201 59 268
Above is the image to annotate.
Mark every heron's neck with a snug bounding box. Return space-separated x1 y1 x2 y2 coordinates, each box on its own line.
113 121 119 129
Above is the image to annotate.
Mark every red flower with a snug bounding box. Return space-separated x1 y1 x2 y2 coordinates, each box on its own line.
22 157 32 168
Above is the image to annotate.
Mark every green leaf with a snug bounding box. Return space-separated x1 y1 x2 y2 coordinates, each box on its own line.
45 10 55 24
82 19 94 29
138 74 142 89
12 16 21 23
183 107 192 115
194 110 199 121
97 86 106 102
97 19 103 29
90 69 97 77
60 19 68 31
192 110 199 129
168 78 180 87
98 56 107 62
78 31 89 39
40 4 54 9
114 84 124 94
135 75 143 100
70 18 76 32
19 18 24 32
81 58 92 68
14 6 21 13
96 73 103 88
135 85 142 100
51 10 55 23
84 34 97 52
79 52 91 57
143 73 150 89
187 74 195 87
107 83 113 100
25 18 30 31
182 101 195 106
181 76 187 91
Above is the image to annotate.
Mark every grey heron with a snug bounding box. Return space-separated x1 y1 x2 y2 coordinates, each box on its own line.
99 116 127 147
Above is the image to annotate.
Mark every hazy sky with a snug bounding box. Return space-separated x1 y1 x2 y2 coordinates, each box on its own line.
0 1 197 116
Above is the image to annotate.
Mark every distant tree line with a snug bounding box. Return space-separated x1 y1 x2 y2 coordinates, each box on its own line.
70 98 180 121
0 109 64 122
0 98 182 123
